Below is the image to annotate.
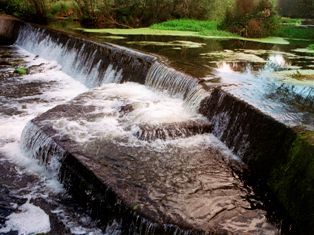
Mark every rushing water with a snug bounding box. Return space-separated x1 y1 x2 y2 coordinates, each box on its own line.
0 46 109 234
2 21 313 234
0 27 259 234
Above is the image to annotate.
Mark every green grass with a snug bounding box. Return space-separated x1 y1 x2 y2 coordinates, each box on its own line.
77 18 290 45
151 19 218 32
150 19 235 37
281 17 302 26
308 44 314 50
274 26 314 40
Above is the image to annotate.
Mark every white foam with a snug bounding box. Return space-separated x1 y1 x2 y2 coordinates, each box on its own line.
0 201 51 235
49 82 208 146
0 48 87 192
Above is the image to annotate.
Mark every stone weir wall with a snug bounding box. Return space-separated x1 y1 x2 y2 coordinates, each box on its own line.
1 16 157 87
1 16 313 234
199 88 314 234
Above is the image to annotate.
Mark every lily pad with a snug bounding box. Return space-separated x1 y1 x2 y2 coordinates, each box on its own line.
271 69 314 85
293 48 314 54
201 51 266 63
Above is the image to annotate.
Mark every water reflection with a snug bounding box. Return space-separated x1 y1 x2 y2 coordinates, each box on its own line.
215 54 314 129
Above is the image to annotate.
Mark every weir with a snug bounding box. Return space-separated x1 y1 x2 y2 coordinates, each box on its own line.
15 22 156 87
0 16 313 234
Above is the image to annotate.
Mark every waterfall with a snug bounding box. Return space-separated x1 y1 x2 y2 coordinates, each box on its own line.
145 62 210 112
20 121 66 176
15 23 155 87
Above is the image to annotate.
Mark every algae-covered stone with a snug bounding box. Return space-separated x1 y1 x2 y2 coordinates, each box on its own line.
14 66 28 75
269 130 314 234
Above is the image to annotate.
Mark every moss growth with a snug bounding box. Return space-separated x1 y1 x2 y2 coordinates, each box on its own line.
14 66 28 75
269 130 314 233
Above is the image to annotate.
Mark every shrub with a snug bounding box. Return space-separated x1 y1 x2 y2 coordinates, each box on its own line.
220 0 280 38
49 1 78 18
5 0 33 18
5 0 48 23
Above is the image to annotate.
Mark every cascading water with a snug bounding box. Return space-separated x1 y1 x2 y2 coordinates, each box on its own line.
0 46 107 234
15 23 156 88
15 24 122 87
0 19 282 234
145 62 209 112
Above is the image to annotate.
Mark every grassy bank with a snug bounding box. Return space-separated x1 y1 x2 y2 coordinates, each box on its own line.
274 26 314 40
150 19 234 37
79 19 289 45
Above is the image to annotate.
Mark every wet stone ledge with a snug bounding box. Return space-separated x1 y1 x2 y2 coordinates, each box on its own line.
199 88 314 234
21 90 277 234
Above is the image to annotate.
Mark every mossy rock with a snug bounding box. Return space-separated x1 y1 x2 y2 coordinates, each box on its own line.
14 66 28 75
269 130 314 233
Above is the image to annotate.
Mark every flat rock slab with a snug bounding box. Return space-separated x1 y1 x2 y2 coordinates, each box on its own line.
25 84 277 234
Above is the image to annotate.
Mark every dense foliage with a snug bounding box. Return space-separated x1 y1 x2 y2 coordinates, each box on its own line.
2 0 234 27
220 0 279 37
2 0 47 23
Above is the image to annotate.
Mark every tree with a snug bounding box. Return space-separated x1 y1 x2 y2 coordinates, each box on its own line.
220 0 280 37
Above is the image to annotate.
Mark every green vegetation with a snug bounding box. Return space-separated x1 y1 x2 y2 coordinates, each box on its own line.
274 26 314 40
14 66 28 75
220 0 280 37
49 1 78 18
3 0 47 23
151 19 218 32
280 17 302 26
1 0 233 28
269 130 314 233
1 0 313 42
308 44 314 50
151 19 235 37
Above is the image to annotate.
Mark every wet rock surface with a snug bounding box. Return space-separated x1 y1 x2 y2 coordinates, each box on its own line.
24 88 278 234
